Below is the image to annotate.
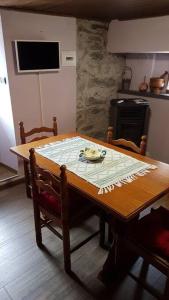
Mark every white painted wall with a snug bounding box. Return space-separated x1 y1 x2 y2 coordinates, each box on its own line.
1 9 76 149
108 16 169 165
107 16 169 92
118 93 169 164
107 16 169 53
0 15 17 170
125 53 169 92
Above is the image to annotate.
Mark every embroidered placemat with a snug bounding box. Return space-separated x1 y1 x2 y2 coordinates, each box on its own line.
36 136 156 194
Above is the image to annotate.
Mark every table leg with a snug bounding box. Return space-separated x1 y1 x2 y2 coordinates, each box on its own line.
99 218 138 284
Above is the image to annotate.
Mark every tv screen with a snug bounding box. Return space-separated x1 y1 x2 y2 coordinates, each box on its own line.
15 40 60 73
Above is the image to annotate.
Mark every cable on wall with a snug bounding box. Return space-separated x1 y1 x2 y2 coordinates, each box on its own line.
38 73 44 126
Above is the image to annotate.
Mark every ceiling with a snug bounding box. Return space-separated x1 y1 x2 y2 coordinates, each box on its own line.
0 0 169 21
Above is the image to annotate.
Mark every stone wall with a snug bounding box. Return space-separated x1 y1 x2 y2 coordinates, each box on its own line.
76 19 125 140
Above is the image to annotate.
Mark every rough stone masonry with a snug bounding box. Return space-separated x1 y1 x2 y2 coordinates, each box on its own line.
76 19 125 140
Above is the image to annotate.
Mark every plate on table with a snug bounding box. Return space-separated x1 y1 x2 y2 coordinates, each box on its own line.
79 147 106 162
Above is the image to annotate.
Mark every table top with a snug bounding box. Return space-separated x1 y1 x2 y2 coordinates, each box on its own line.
10 133 169 222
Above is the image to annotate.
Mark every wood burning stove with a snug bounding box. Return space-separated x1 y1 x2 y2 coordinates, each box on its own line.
109 98 150 146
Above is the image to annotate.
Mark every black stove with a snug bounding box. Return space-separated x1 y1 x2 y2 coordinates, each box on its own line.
109 98 150 146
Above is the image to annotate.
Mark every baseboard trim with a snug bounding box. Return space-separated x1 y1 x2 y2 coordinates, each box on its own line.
0 175 25 190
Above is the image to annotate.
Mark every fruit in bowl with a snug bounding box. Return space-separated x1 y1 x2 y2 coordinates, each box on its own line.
79 147 106 161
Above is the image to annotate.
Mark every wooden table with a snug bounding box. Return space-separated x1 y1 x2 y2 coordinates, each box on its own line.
10 133 169 222
11 132 169 280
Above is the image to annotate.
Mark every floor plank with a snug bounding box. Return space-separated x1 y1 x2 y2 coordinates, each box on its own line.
0 183 167 300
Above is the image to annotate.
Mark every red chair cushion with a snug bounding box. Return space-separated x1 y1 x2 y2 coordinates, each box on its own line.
37 189 95 218
38 191 61 215
132 206 169 259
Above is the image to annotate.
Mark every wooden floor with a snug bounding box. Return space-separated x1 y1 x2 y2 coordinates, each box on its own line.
0 183 167 300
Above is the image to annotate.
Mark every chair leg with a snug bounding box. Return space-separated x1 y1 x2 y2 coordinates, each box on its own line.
25 183 32 199
163 275 169 300
33 200 42 247
99 216 106 248
62 224 71 274
140 260 149 280
23 161 32 198
108 223 114 244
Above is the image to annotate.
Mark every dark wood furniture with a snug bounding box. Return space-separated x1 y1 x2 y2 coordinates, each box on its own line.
124 206 169 299
107 126 147 155
19 117 58 198
109 98 149 146
10 133 169 220
102 126 147 246
29 147 99 273
10 133 169 282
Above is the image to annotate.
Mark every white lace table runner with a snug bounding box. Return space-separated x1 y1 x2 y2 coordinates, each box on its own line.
36 136 156 194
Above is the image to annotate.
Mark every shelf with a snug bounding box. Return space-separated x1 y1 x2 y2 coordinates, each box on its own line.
118 90 169 100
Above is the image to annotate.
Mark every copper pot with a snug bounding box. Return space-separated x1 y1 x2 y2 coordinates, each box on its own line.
149 71 169 94
149 78 165 94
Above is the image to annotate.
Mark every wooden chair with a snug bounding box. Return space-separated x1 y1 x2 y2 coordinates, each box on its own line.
99 126 147 248
107 126 147 155
124 206 169 299
19 117 57 198
29 148 100 274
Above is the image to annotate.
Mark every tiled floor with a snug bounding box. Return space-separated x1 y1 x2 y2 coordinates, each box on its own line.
0 183 167 300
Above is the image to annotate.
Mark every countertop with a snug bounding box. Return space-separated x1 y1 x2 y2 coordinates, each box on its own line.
118 90 169 100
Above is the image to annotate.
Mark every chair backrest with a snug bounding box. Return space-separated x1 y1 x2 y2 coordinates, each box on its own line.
29 148 68 217
125 205 169 298
107 126 147 156
19 116 58 144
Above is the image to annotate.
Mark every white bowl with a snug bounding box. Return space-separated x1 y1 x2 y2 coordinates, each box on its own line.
80 148 106 161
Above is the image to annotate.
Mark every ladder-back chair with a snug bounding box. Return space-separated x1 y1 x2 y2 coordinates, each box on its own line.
124 206 169 299
99 126 147 248
29 148 99 273
19 116 57 198
107 126 147 155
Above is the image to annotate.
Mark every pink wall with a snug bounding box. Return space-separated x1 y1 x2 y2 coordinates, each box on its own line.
1 9 76 147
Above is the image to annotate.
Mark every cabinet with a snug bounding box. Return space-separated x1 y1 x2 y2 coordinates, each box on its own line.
107 17 169 53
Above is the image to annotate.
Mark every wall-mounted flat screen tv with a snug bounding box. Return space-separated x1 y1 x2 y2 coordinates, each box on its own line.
14 40 60 73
